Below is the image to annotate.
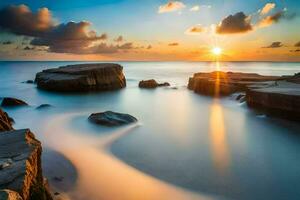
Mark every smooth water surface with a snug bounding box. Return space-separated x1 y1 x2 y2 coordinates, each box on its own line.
0 61 300 200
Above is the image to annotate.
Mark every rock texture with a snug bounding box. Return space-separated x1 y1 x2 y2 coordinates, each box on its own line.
1 98 28 107
0 109 13 132
89 111 137 126
0 190 22 200
188 71 282 96
246 80 300 120
35 63 126 92
0 129 52 200
139 79 170 88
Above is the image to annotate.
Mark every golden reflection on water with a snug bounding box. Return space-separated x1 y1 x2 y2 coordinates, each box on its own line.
209 101 231 175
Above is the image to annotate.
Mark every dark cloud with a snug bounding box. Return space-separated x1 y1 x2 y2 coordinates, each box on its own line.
290 49 300 53
23 46 35 50
258 10 297 27
0 4 134 55
146 45 152 49
216 12 252 34
168 42 179 46
295 41 300 47
2 41 13 45
263 42 283 48
114 36 123 42
30 21 107 53
0 4 53 37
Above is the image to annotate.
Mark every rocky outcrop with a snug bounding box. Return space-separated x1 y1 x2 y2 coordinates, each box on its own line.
1 98 28 107
88 111 137 126
0 109 13 132
139 79 170 88
36 104 51 110
188 71 282 96
246 81 300 120
35 63 126 92
0 129 52 200
0 190 22 200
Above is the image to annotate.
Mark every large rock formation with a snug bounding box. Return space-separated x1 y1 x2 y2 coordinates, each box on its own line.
188 71 282 96
139 79 170 89
0 109 13 132
35 63 126 92
88 111 137 126
0 129 52 200
246 79 300 120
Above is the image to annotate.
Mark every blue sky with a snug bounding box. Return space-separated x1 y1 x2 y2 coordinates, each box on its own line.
0 0 299 61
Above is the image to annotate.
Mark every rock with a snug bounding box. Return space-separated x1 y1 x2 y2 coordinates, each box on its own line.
35 63 126 92
236 94 246 103
139 79 170 88
0 190 22 200
0 109 13 132
88 111 137 126
246 80 300 120
188 71 284 96
23 80 34 84
1 98 28 107
0 129 52 200
36 104 52 110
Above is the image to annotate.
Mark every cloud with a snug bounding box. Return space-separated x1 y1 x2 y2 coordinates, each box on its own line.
0 4 53 37
216 12 253 34
260 3 276 15
263 42 283 48
2 41 13 45
168 42 179 46
30 21 107 53
190 6 199 12
0 4 137 55
185 24 205 35
23 46 35 50
295 41 300 47
158 1 185 13
258 10 284 27
114 35 123 42
146 45 152 49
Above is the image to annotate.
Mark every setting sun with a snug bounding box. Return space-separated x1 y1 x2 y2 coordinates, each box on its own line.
212 47 222 56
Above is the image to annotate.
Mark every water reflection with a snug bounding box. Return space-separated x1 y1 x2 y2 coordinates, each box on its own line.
209 101 231 175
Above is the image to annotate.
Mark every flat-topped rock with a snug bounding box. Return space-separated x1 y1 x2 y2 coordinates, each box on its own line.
188 71 284 96
139 79 170 88
246 81 300 120
35 63 126 92
0 129 52 200
0 109 13 132
88 111 137 126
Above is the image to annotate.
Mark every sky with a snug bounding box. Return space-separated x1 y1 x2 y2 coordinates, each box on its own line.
0 0 299 61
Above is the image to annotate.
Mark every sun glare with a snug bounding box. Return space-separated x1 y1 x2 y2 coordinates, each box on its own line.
212 47 222 56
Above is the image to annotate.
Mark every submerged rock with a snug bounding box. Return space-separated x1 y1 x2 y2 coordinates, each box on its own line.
0 129 52 200
35 63 126 92
88 111 137 126
23 80 34 84
139 79 170 88
36 104 52 110
1 98 28 107
188 71 282 96
0 109 13 132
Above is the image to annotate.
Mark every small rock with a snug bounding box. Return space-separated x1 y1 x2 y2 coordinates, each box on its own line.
54 192 60 196
36 104 52 110
53 176 64 182
1 98 28 107
139 79 170 88
23 80 34 84
88 111 137 126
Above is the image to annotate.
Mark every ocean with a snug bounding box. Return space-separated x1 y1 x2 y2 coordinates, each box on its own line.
1 61 300 200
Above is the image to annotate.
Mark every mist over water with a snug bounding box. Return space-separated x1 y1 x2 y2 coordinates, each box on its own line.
1 61 300 200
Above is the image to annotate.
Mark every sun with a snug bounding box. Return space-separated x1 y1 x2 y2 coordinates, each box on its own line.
212 47 222 56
